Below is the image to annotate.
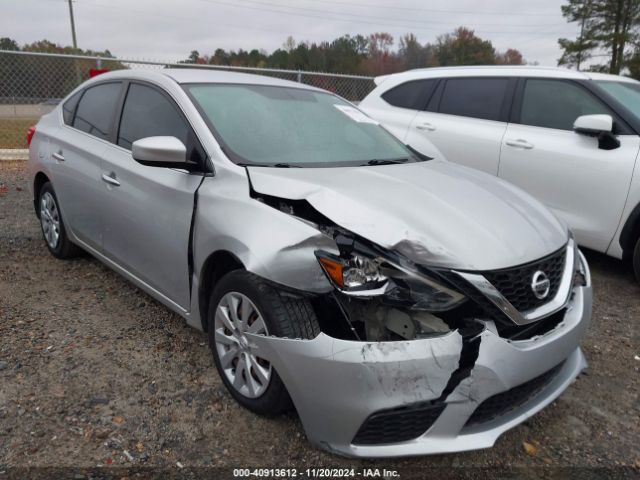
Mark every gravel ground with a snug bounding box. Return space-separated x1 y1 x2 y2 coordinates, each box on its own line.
0 161 638 479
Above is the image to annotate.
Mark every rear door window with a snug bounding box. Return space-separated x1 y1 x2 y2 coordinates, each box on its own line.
72 82 122 141
381 79 438 110
438 78 509 121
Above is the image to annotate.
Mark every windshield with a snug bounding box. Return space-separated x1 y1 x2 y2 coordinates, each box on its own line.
595 80 640 119
184 83 420 167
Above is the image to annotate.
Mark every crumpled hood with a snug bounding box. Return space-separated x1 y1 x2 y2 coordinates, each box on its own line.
247 160 568 271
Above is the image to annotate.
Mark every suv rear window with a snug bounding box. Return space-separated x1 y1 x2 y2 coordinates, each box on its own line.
72 82 122 141
381 79 437 110
438 78 508 121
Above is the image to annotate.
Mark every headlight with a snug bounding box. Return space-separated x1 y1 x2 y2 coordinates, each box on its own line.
315 250 466 311
316 251 387 291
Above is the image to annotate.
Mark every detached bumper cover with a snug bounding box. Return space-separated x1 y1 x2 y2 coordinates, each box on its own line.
247 280 591 458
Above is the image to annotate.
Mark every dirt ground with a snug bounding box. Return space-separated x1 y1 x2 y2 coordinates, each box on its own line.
0 160 638 479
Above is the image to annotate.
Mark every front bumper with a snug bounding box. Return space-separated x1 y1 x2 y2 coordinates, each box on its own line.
247 257 592 458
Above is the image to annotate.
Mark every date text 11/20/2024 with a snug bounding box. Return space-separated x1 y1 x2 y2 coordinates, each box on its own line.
233 468 400 478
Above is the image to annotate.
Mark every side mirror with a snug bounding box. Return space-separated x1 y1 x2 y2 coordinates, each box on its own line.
132 136 187 167
573 114 620 150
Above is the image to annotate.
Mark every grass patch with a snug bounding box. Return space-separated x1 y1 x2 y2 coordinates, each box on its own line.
0 118 39 149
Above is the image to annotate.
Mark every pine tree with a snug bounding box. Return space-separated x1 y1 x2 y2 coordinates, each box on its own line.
558 0 640 73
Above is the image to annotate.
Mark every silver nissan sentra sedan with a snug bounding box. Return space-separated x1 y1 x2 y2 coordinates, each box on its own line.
27 68 592 457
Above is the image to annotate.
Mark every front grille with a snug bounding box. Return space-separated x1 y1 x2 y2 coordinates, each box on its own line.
481 247 566 312
352 401 446 445
464 361 565 429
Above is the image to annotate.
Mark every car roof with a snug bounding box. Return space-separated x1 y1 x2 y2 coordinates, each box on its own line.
83 67 322 91
374 66 640 85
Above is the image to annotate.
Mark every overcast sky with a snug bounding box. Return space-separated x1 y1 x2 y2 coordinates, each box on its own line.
2 0 580 67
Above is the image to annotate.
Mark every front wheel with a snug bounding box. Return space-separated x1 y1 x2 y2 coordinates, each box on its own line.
207 270 320 416
38 182 81 259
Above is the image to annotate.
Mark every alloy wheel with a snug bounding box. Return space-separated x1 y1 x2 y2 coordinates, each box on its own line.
214 292 272 398
40 191 60 249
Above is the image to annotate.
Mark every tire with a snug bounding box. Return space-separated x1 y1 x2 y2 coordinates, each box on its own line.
207 270 320 416
38 182 81 259
632 237 640 283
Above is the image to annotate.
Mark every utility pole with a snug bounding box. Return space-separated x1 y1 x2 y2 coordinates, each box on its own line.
68 0 78 49
67 0 81 86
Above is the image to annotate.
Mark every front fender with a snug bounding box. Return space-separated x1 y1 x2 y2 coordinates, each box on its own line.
193 170 336 294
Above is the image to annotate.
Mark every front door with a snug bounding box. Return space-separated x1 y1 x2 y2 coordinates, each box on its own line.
100 82 206 309
499 78 640 252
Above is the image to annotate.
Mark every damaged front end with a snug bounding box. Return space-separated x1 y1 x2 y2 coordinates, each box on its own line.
254 189 477 344
247 189 592 458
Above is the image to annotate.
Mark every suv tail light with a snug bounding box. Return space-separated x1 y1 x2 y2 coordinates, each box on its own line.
26 126 36 147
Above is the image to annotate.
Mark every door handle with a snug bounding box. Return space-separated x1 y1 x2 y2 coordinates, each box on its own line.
52 151 65 161
505 139 534 149
416 122 436 131
101 173 121 187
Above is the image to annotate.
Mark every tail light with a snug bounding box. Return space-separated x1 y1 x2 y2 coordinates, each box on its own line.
26 126 36 147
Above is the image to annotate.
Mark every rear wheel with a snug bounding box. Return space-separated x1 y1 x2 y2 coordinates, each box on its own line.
38 182 81 259
207 270 320 415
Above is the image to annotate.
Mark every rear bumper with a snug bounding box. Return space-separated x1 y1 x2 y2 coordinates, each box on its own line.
247 261 592 458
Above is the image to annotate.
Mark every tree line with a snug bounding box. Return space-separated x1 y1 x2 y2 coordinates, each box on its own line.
181 28 525 75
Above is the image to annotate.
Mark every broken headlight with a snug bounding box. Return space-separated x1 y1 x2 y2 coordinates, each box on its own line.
572 240 589 287
315 250 466 311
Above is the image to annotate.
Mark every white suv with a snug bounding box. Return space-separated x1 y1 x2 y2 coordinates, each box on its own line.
360 66 640 280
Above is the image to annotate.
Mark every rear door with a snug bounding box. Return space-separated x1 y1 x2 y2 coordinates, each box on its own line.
99 81 207 309
498 78 640 252
406 77 513 174
49 82 123 250
361 79 438 145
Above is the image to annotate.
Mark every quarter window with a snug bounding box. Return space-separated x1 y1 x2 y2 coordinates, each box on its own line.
381 79 437 110
62 91 82 125
72 82 122 141
438 78 508 121
519 79 612 131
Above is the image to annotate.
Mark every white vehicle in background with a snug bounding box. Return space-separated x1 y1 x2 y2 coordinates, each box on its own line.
360 66 640 280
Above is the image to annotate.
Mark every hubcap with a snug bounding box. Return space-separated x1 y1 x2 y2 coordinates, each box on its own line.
214 292 272 398
40 192 60 249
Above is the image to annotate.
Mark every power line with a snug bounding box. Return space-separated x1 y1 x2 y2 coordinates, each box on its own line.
78 0 579 44
79 1 329 37
196 0 576 34
197 0 568 28
240 0 562 17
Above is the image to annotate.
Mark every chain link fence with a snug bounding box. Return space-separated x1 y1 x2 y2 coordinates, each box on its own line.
0 50 376 154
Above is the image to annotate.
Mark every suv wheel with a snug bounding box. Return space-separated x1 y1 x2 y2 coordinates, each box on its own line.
38 182 81 259
632 236 640 283
207 270 320 415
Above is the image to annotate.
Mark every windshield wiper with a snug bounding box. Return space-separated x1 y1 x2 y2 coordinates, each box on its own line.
363 158 410 166
237 162 302 168
272 162 302 168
